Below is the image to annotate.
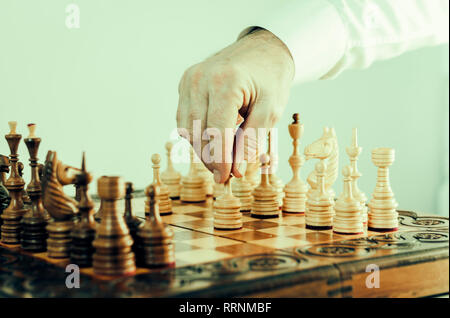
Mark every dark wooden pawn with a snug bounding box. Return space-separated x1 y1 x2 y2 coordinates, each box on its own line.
18 161 32 208
0 155 11 228
136 183 175 268
21 124 48 252
1 121 29 244
124 182 143 255
92 176 136 276
70 153 96 267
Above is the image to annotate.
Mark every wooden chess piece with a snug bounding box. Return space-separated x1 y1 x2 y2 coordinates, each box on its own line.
305 127 339 200
180 147 206 202
231 161 253 212
93 176 136 276
267 131 284 207
368 148 399 232
346 128 368 224
94 176 106 223
305 161 334 230
0 155 11 227
124 181 143 255
21 123 48 252
145 154 172 216
333 165 364 234
17 161 32 207
70 153 96 267
161 141 182 199
251 154 280 219
245 160 261 190
214 177 243 230
42 151 79 258
136 183 175 268
283 113 308 214
213 181 224 199
1 121 29 244
196 161 214 196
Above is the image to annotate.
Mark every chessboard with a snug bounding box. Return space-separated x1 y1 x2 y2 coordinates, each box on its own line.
0 192 448 298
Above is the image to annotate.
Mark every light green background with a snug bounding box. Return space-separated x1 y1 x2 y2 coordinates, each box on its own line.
0 1 448 215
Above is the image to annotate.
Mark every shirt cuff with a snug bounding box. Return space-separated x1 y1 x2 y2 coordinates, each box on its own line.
238 0 348 84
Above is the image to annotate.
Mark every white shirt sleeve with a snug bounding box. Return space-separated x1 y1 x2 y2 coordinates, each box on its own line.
238 0 449 84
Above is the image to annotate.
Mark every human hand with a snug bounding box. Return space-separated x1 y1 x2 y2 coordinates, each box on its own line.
177 28 294 183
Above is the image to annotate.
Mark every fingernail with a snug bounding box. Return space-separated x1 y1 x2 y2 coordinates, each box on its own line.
213 169 221 183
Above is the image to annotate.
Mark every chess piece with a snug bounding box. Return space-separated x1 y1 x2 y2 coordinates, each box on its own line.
305 127 339 199
267 131 284 207
214 177 243 230
282 113 308 214
251 154 280 218
368 148 399 232
21 123 48 252
180 147 207 202
246 160 261 190
42 151 79 258
1 121 29 244
305 161 334 230
161 141 182 199
333 166 364 234
213 181 224 199
93 176 136 276
196 161 214 196
231 161 253 212
124 182 143 254
136 183 175 268
346 128 368 224
145 154 172 216
18 161 32 207
70 153 96 267
94 177 106 223
0 155 11 227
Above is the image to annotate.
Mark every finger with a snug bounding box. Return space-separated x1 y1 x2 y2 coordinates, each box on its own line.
205 89 242 183
231 100 278 177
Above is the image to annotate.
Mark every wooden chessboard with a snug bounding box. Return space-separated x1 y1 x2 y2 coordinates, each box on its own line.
0 193 448 297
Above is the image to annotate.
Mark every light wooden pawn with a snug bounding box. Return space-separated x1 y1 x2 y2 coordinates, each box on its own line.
180 147 207 202
305 161 334 230
145 154 172 216
333 165 364 234
251 154 280 219
231 161 253 212
195 161 214 196
283 113 308 214
214 177 243 230
161 141 182 199
267 131 284 207
345 128 368 224
368 148 399 232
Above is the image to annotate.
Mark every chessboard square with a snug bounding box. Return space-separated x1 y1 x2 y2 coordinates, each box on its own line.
177 249 232 264
185 211 214 218
188 236 239 248
251 237 307 249
197 226 254 235
172 205 208 214
272 215 305 225
173 231 211 241
242 220 280 230
288 232 333 244
174 242 202 252
222 231 275 241
177 219 214 228
215 243 274 256
161 214 199 223
168 225 191 233
257 226 304 236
